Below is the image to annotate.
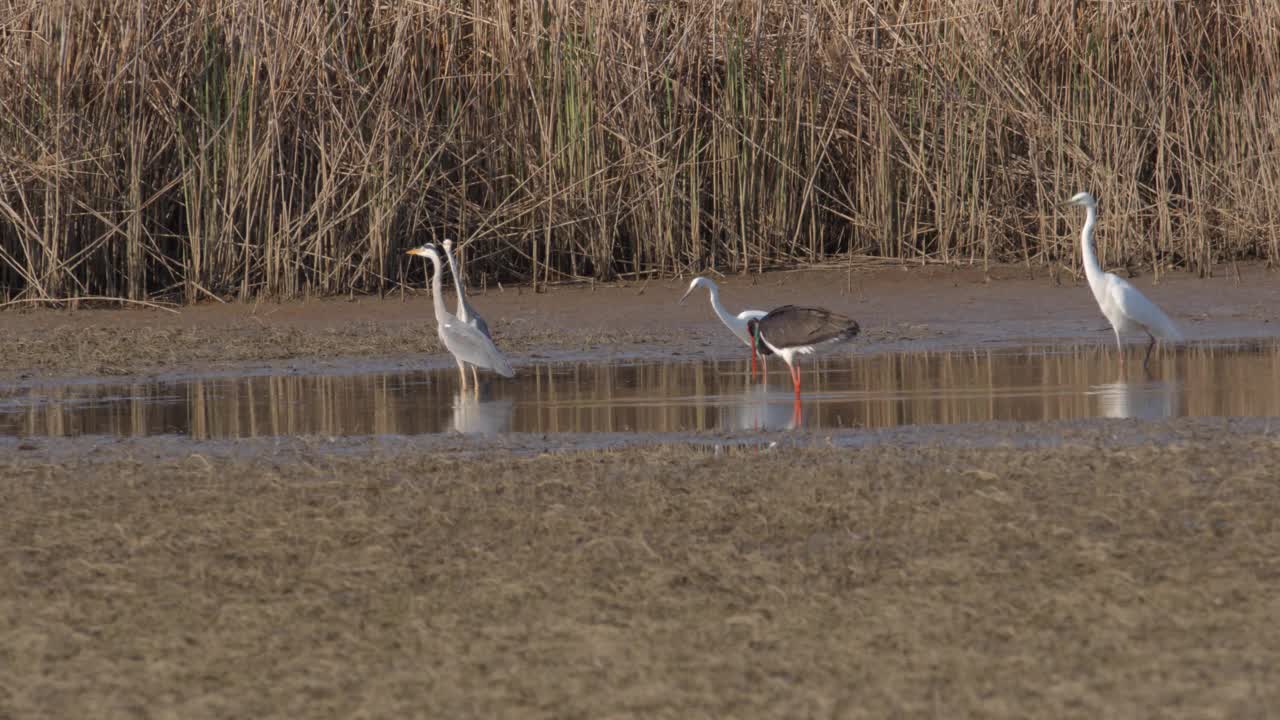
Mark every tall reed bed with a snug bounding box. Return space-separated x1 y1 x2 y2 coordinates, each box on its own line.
1 1 1277 303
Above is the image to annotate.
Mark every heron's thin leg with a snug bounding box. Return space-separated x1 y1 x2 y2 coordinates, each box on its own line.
471 365 479 389
457 359 468 391
1142 332 1156 370
1114 329 1126 369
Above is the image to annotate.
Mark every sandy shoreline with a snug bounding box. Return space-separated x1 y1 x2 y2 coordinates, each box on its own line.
3 417 1279 717
1 263 1276 386
4 414 1277 463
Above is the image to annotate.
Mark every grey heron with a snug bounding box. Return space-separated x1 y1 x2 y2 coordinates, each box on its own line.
1065 192 1183 369
679 276 771 376
747 305 860 396
407 243 514 390
441 238 490 338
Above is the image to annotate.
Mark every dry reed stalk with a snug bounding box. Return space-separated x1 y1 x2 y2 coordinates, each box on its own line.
0 0 1276 303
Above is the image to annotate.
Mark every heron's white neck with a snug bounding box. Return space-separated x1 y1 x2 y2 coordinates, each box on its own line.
703 282 737 329
444 246 469 320
427 252 449 322
1079 204 1106 298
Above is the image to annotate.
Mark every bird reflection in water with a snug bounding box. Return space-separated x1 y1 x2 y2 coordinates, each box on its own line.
450 381 514 435
725 382 802 431
1089 375 1181 421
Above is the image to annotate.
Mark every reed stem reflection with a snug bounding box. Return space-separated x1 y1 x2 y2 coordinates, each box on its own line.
1 342 1276 438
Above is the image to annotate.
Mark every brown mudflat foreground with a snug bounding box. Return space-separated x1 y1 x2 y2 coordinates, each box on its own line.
3 419 1279 717
3 263 1277 383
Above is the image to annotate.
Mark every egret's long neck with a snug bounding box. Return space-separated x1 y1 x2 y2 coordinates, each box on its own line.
1079 205 1105 293
705 283 735 328
445 247 468 318
428 254 448 321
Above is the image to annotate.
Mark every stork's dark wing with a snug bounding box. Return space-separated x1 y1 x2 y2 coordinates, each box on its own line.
757 305 860 349
745 319 776 356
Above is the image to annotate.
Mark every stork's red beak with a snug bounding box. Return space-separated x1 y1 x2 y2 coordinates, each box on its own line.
749 320 760 378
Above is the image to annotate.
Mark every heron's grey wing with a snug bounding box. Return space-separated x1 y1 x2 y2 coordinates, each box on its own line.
758 305 861 348
462 299 491 338
440 317 514 377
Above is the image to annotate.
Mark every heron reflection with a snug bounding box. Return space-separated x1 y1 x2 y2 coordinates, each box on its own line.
450 382 514 435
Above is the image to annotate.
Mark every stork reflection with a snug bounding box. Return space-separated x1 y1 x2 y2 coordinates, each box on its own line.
723 382 802 431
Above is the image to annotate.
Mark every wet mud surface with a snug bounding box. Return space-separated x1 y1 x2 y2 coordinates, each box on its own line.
2 263 1277 385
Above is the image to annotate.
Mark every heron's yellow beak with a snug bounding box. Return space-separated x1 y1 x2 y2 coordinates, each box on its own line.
406 247 427 257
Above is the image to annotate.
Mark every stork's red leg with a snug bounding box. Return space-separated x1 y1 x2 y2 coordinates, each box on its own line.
790 363 802 395
791 393 803 427
751 345 758 377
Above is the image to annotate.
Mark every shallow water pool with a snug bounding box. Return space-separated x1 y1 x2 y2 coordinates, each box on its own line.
1 342 1277 438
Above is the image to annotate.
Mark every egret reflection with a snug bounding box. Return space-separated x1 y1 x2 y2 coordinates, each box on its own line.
1090 378 1181 421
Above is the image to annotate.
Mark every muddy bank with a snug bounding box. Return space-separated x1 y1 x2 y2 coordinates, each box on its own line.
2 417 1279 718
3 414 1279 461
2 263 1276 385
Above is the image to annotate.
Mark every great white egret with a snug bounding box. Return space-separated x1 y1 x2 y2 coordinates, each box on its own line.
679 276 770 375
1066 191 1183 368
407 244 514 390
747 305 860 395
441 239 490 338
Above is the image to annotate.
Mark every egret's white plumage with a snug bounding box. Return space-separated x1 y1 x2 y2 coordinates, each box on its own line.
1067 191 1183 368
407 244 514 389
679 276 769 374
441 239 490 339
